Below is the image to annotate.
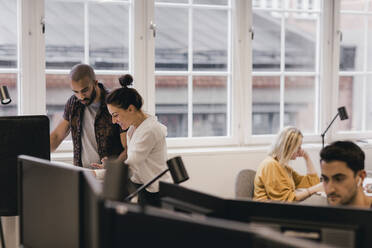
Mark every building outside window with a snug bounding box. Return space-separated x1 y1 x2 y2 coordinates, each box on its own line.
338 0 372 132
0 0 18 115
252 0 321 135
154 0 231 138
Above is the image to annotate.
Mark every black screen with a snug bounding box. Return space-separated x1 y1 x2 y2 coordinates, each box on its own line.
18 155 83 248
0 115 50 216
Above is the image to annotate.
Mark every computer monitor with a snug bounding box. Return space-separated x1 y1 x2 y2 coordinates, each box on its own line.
158 182 370 248
0 115 50 216
225 199 372 248
100 200 332 248
159 181 226 217
101 159 129 201
18 155 97 248
81 170 103 248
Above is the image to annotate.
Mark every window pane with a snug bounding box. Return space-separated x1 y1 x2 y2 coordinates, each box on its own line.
0 0 17 68
284 76 315 133
155 4 231 138
252 76 280 135
341 0 365 11
46 1 131 131
46 74 72 139
0 74 17 116
193 0 228 5
339 14 365 71
89 3 129 70
366 77 372 131
367 16 372 71
0 0 17 116
252 11 281 71
286 0 320 10
95 75 119 91
285 13 317 71
155 76 188 137
155 7 188 71
253 0 284 9
193 9 228 71
155 0 188 3
192 76 227 137
338 76 362 131
45 2 84 69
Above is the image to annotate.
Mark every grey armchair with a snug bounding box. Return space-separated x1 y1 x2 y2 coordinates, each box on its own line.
235 169 256 199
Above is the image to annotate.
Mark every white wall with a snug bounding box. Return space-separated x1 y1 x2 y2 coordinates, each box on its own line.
52 142 372 199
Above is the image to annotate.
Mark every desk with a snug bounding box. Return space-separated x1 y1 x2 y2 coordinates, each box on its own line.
299 194 328 206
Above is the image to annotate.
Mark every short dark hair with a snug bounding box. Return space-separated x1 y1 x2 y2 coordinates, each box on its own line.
70 64 96 82
320 141 365 174
106 74 143 110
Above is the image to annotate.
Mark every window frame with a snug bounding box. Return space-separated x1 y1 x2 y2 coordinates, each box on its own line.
152 1 234 147
20 0 370 153
332 0 372 141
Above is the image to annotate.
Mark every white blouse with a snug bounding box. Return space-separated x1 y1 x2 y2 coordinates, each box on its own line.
125 115 170 192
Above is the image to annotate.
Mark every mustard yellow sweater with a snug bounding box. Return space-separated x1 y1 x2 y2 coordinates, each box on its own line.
253 156 320 202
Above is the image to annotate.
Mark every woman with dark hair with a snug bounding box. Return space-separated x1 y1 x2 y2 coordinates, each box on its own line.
106 74 169 207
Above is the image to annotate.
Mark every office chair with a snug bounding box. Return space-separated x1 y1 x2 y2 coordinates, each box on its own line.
235 169 256 199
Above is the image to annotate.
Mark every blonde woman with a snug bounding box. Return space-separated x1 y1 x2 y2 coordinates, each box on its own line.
253 127 323 202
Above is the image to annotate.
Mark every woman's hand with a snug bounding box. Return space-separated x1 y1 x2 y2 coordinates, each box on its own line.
89 157 108 169
89 163 104 169
298 148 309 160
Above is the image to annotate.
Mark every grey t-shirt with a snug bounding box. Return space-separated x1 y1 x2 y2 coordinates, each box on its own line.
81 102 101 168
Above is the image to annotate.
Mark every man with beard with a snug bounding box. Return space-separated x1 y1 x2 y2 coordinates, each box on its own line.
320 141 372 208
50 64 127 169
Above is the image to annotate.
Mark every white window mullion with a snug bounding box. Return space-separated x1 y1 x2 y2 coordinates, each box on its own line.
19 0 45 115
361 12 368 131
315 11 321 134
279 10 285 130
330 0 342 142
128 0 133 74
84 2 89 64
133 0 155 114
226 1 232 136
240 0 252 144
188 1 193 138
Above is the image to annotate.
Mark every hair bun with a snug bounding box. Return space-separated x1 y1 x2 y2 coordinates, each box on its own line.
119 74 133 87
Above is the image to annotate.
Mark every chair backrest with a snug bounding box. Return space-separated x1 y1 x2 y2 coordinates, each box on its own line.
235 169 256 199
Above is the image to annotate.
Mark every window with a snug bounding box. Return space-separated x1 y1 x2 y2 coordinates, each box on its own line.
0 0 18 116
154 0 231 138
45 0 131 134
11 0 372 150
252 0 321 135
338 0 372 132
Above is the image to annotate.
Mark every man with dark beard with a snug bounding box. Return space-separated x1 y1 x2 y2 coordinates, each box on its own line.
50 64 127 168
320 141 372 208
